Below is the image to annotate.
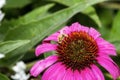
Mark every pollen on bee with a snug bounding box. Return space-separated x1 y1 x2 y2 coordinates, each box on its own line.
58 33 68 43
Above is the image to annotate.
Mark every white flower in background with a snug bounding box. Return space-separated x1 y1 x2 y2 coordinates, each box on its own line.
0 53 5 59
0 0 5 8
11 61 30 80
0 0 6 22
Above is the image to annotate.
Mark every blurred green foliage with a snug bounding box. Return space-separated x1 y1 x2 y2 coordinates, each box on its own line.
0 73 9 80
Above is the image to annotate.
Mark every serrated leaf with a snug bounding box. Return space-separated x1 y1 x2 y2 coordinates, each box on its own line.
110 11 120 41
0 73 10 80
1 0 105 66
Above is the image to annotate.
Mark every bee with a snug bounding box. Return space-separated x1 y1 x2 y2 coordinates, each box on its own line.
58 33 68 43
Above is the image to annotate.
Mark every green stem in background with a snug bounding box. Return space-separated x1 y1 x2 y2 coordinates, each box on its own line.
26 61 36 71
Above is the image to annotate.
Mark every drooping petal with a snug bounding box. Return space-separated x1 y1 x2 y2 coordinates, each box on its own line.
69 22 82 32
62 68 74 80
91 65 105 80
96 38 116 56
42 62 64 80
46 63 66 80
89 27 101 39
97 56 120 79
30 55 58 77
83 67 97 80
43 32 60 43
73 70 83 80
35 43 57 56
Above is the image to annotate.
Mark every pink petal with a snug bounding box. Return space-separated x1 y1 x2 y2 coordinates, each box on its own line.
83 67 97 80
91 65 105 80
62 68 74 80
89 27 101 39
42 62 64 80
73 70 83 80
78 67 97 80
59 26 70 34
30 55 58 77
69 22 82 32
43 32 59 43
74 69 95 80
97 56 120 79
35 43 57 56
97 38 116 56
80 25 89 33
46 63 66 80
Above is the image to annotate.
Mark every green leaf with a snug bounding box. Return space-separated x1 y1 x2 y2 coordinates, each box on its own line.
2 0 105 66
0 4 55 41
4 0 105 40
44 51 55 58
111 41 120 54
0 40 30 66
0 40 30 55
50 0 84 6
21 4 55 24
109 11 120 41
82 7 102 27
98 9 113 27
50 0 102 27
0 73 9 80
4 0 32 8
98 9 114 40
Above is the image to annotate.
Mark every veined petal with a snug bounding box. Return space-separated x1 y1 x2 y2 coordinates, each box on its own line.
43 32 59 42
79 69 88 80
97 38 116 56
30 55 58 77
35 43 57 56
91 65 105 80
69 22 82 32
89 27 101 39
62 68 74 80
73 70 83 80
48 63 66 80
97 56 120 79
84 67 96 80
42 62 62 80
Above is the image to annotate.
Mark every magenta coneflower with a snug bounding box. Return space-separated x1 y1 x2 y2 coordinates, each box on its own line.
30 22 120 80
